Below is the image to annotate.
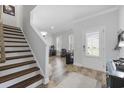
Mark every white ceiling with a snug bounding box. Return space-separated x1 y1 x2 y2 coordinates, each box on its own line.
32 5 118 33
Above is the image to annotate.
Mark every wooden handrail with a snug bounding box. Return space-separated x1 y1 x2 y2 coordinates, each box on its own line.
0 6 6 63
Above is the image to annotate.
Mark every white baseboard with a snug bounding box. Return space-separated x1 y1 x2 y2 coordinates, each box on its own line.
74 62 106 73
74 62 82 67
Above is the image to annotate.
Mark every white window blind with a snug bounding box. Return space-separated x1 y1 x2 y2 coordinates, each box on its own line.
86 31 99 57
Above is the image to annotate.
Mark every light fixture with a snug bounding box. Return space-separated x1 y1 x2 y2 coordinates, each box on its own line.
119 41 124 47
40 31 47 37
50 26 54 30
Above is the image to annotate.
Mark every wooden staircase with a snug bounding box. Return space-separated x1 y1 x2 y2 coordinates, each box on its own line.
0 24 44 88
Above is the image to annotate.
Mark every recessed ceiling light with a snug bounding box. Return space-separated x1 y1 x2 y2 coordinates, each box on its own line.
41 31 47 37
51 26 54 30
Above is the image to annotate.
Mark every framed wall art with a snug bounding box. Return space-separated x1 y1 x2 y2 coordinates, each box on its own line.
3 5 15 16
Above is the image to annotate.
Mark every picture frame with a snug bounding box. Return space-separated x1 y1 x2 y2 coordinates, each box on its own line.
3 5 15 16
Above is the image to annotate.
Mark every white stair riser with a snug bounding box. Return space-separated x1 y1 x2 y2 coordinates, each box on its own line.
4 28 21 32
5 47 30 51
27 79 43 88
0 63 37 77
4 34 24 38
4 38 26 42
0 71 40 88
4 31 23 35
6 52 32 57
0 57 34 66
5 42 28 46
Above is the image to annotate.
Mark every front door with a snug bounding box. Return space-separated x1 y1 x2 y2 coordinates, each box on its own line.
82 26 105 72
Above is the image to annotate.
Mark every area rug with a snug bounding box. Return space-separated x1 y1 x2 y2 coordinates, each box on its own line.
56 72 101 88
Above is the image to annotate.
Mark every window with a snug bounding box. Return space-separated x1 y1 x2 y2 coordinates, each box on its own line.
85 31 99 57
69 34 74 50
56 36 62 51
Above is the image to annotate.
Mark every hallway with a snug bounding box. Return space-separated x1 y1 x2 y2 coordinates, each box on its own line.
38 56 106 88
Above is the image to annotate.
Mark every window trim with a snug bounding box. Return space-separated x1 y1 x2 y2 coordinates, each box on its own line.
84 27 105 58
85 31 100 57
56 36 62 52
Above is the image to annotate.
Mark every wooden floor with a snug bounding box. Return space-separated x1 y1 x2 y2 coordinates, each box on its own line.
38 56 106 88
49 56 67 83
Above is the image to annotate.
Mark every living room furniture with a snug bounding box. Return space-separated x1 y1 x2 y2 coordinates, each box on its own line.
66 52 73 64
49 45 56 56
109 75 124 88
60 49 67 57
106 59 124 88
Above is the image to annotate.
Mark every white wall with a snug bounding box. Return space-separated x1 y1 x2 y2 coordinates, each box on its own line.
2 5 23 28
72 10 119 72
44 33 53 46
22 5 49 84
16 6 23 28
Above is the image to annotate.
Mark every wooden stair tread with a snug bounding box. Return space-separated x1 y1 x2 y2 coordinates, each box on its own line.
0 60 36 71
0 67 39 84
6 55 33 60
3 31 23 36
5 50 31 53
5 40 27 43
8 74 43 88
4 32 24 37
3 29 22 33
3 24 21 31
5 45 29 47
3 26 21 31
4 36 25 39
